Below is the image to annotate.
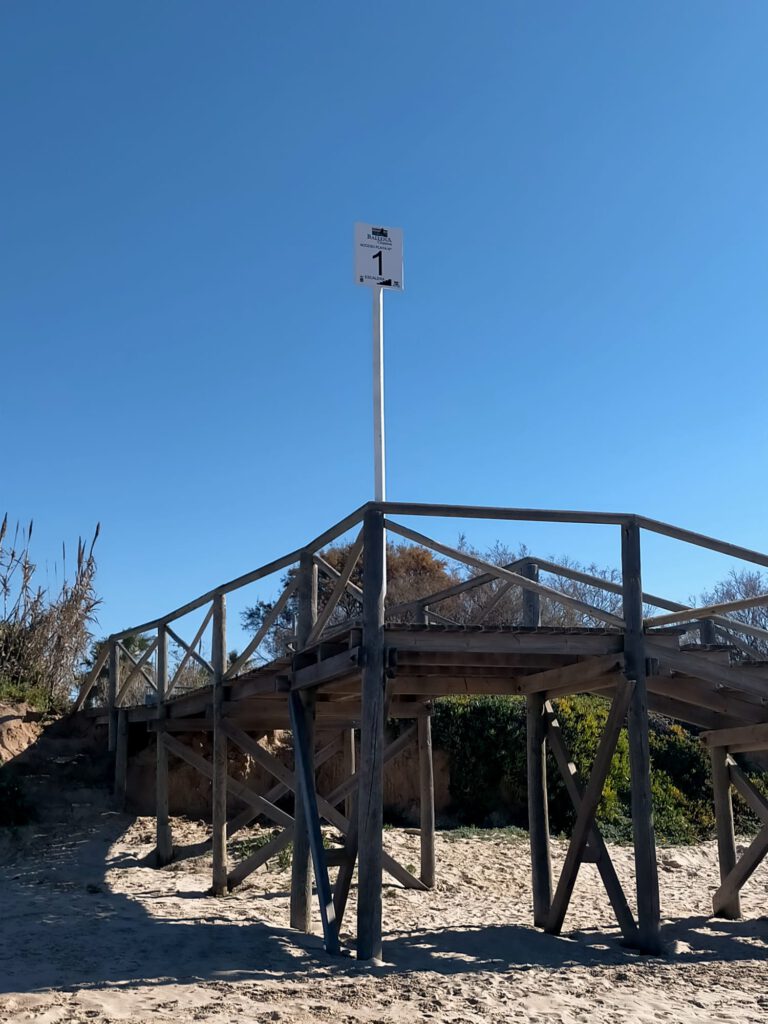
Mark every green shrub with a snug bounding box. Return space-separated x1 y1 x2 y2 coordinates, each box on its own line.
432 693 762 844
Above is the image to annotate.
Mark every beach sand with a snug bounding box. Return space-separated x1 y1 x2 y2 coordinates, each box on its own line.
1 814 767 1023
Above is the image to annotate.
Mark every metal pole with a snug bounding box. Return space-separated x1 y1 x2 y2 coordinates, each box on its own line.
372 285 385 502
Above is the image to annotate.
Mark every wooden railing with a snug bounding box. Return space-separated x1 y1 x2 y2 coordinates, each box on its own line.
75 502 768 750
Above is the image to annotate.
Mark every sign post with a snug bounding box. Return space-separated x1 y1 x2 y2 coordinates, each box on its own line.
354 223 404 503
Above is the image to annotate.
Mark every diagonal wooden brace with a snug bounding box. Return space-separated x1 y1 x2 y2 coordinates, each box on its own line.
223 718 425 891
545 681 634 935
289 690 340 954
713 823 768 917
545 700 638 943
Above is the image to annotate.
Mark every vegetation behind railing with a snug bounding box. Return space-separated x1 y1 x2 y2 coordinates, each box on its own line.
0 515 99 713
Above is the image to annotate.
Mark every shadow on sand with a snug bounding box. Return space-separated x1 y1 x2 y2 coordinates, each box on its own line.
1 813 766 998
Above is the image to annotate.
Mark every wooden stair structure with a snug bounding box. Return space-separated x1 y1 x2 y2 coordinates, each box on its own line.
74 502 768 961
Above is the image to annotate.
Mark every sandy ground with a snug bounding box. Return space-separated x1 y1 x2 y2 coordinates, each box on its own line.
0 814 767 1024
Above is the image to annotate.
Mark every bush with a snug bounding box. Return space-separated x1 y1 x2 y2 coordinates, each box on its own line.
0 516 99 711
432 693 761 844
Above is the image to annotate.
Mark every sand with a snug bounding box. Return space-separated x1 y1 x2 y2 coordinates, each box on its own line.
1 813 767 1023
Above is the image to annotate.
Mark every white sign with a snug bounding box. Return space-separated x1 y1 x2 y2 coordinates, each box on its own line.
354 222 404 290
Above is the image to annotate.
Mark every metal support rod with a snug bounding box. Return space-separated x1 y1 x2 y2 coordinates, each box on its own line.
372 285 385 502
621 521 661 953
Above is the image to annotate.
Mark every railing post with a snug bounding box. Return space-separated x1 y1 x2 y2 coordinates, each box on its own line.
357 508 386 960
211 595 228 895
699 618 717 646
621 520 661 953
156 624 173 865
107 640 119 753
524 562 551 927
290 551 318 932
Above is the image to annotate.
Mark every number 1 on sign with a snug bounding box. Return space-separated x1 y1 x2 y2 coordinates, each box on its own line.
372 250 382 276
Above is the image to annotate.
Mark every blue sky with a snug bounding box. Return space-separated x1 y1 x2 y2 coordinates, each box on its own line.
2 2 767 647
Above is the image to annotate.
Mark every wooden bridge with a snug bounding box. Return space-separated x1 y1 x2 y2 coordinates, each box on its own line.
75 502 768 960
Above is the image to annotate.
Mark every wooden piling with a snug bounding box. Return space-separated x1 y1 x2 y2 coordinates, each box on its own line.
357 508 386 961
156 624 173 865
211 595 228 895
710 745 740 918
343 727 356 820
621 521 661 953
290 552 318 932
523 562 551 927
107 640 119 753
418 713 436 888
114 708 128 810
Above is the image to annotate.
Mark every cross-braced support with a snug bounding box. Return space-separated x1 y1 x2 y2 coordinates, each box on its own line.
700 724 768 918
544 682 638 939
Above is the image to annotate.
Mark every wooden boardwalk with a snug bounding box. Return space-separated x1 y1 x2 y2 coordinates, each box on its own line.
76 502 768 959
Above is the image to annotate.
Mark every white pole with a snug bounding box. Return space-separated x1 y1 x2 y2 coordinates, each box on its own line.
372 285 386 502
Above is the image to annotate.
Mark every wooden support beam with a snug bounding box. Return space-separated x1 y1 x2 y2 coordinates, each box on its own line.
307 529 364 645
107 641 119 753
418 714 436 888
712 823 768 917
155 625 173 865
289 690 340 954
647 642 768 703
545 681 634 936
291 648 360 690
710 746 740 919
342 727 355 820
211 594 228 896
162 733 293 826
358 508 386 961
621 521 661 954
471 580 514 625
701 722 768 753
74 641 111 711
523 562 551 928
333 792 359 930
117 641 157 693
224 580 297 681
728 757 768 823
225 729 419 891
527 694 551 927
290 552 317 933
116 637 158 705
544 702 638 943
113 708 128 810
166 612 214 694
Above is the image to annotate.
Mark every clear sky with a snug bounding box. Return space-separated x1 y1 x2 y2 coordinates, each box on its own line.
2 2 767 647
